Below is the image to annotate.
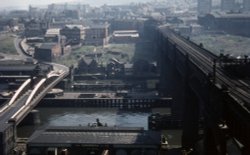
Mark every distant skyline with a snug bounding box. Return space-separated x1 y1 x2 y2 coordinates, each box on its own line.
1 0 152 9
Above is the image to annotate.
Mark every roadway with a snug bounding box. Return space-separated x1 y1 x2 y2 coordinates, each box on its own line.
0 69 68 126
0 34 69 155
14 37 25 58
0 36 69 126
0 91 30 130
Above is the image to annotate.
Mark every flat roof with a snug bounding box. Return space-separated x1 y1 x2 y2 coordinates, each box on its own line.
0 59 30 65
113 30 138 33
38 43 57 50
52 92 117 99
0 65 37 72
113 30 139 37
65 25 84 29
28 126 161 146
210 12 250 19
86 23 110 29
46 28 60 35
113 34 139 37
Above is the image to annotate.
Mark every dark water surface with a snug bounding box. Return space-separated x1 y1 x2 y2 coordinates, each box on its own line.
17 108 169 136
17 107 181 146
39 107 152 128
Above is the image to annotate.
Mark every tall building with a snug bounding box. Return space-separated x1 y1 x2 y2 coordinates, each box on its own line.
198 0 212 15
60 25 85 45
34 43 62 62
221 0 236 11
84 23 110 46
243 0 250 11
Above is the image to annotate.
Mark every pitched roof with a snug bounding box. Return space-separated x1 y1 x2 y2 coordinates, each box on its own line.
79 57 97 66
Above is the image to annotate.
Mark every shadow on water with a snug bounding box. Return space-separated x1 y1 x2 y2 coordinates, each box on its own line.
17 107 181 147
17 108 159 137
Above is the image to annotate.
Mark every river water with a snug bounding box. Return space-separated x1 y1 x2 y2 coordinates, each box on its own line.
39 107 152 128
17 107 181 146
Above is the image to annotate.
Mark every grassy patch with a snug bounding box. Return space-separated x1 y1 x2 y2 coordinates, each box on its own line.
102 44 135 64
54 46 96 67
54 42 157 67
55 44 136 67
0 36 17 55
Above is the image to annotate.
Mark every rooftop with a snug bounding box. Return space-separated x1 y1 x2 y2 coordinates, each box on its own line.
86 23 110 29
64 24 84 30
38 43 58 50
79 57 97 66
0 59 33 65
45 28 60 36
28 126 161 146
0 65 37 72
209 12 250 19
51 92 118 99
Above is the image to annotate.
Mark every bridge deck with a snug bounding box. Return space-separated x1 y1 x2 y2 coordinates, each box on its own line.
158 27 250 148
0 63 69 128
0 92 30 131
159 27 250 111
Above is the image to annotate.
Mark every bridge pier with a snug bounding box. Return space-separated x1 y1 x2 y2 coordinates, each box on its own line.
203 124 227 155
204 126 227 155
181 52 200 152
241 146 250 155
203 127 217 154
20 110 41 126
181 86 200 152
202 83 228 155
157 27 250 155
158 39 186 123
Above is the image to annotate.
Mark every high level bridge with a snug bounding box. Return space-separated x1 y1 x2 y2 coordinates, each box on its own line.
158 27 250 155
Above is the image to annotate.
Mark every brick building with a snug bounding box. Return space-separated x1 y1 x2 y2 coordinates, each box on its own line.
198 13 250 37
84 23 110 46
110 18 146 35
34 43 62 62
60 25 85 45
24 20 47 37
75 57 104 74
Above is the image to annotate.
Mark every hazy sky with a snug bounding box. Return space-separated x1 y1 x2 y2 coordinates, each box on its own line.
1 0 150 9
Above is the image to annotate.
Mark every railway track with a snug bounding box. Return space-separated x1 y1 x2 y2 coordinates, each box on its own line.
166 30 250 110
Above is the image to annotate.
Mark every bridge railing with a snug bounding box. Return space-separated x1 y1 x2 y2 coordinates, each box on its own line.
9 70 69 124
7 38 69 124
8 79 31 106
9 78 47 122
25 78 46 105
25 68 68 106
169 29 218 60
0 79 31 113
9 77 53 124
175 44 212 75
24 74 64 111
26 73 62 106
